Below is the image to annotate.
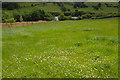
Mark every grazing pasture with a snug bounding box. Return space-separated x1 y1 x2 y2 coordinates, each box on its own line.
2 18 118 78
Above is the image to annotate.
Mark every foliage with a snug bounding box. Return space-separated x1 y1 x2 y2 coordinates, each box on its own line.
73 2 88 8
65 16 72 20
2 2 20 10
4 18 16 23
61 6 67 12
2 2 119 22
78 16 83 20
2 12 10 23
44 13 53 21
64 11 71 16
98 3 102 8
71 11 85 17
58 14 66 21
92 6 99 10
49 12 61 16
20 16 23 22
13 11 22 22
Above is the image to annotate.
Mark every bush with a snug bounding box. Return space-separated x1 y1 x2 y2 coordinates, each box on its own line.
31 4 34 7
20 16 23 22
71 11 85 17
78 16 83 20
49 12 61 16
45 12 52 17
2 12 10 23
22 13 32 21
64 12 71 16
13 11 22 22
58 14 66 21
4 18 16 23
92 6 99 10
81 14 92 19
44 13 53 21
61 6 67 12
2 2 20 10
30 9 45 21
44 17 53 21
22 10 53 21
65 16 72 20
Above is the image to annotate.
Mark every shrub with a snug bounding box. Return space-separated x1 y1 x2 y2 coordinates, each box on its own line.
2 2 20 10
71 11 85 17
13 11 22 22
64 12 71 16
73 2 87 8
65 16 72 20
49 12 61 16
81 14 92 19
44 13 53 21
4 18 16 23
2 12 10 23
31 4 34 7
92 6 99 10
44 17 53 21
22 13 32 21
20 16 23 22
68 9 70 11
58 14 66 21
30 9 45 21
61 6 67 12
78 16 83 20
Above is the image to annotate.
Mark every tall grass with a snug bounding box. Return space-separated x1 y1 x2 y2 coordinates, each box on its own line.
2 18 118 78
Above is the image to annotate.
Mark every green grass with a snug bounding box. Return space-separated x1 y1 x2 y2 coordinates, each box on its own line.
2 18 118 78
3 2 118 18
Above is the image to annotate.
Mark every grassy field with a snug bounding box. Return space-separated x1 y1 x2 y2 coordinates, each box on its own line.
2 18 118 78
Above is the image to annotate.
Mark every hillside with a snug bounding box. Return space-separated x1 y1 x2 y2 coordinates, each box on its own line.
2 2 119 22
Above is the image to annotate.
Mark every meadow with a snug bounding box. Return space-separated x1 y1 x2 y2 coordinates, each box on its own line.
2 18 118 78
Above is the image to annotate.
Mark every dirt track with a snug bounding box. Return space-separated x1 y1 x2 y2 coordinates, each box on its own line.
1 20 53 27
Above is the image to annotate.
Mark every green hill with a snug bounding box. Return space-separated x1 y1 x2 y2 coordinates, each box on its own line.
2 2 119 22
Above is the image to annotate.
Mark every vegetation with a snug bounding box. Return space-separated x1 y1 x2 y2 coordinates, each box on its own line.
19 16 23 22
2 2 119 22
2 18 118 78
2 2 20 10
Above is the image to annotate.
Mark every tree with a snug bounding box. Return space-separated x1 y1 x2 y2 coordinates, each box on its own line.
75 10 78 12
58 14 66 21
98 3 101 8
92 6 99 10
74 5 77 8
64 11 71 16
68 9 70 11
31 4 34 7
73 2 87 8
2 12 10 23
20 16 23 22
78 16 83 20
4 18 16 23
43 3 46 6
13 11 21 22
2 2 20 10
61 6 67 12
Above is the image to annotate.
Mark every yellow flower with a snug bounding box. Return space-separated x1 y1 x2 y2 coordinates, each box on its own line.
101 69 103 71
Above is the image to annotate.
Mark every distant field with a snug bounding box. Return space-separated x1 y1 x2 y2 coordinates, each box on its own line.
2 18 118 78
